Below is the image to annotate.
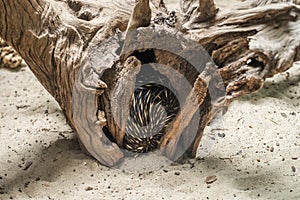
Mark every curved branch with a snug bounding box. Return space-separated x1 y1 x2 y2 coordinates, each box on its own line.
181 0 218 28
127 0 152 30
0 0 134 166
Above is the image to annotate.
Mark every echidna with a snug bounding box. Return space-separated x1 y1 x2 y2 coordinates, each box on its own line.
123 65 180 153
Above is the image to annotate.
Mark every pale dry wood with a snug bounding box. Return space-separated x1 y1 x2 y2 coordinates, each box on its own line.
151 0 167 11
186 1 300 99
100 56 142 147
127 0 151 30
181 0 218 26
0 0 299 166
0 0 134 166
160 74 208 160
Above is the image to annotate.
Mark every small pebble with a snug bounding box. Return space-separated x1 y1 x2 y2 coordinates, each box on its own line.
85 186 93 191
23 161 33 171
291 166 296 173
280 113 287 118
24 181 30 188
205 175 217 184
174 172 180 176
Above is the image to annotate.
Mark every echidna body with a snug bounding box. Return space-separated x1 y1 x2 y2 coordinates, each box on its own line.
123 74 180 153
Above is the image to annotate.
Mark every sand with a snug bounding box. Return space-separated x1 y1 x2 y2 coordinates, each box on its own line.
0 61 299 200
0 1 299 199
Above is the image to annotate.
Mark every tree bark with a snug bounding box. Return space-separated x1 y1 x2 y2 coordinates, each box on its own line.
0 0 299 166
0 0 134 166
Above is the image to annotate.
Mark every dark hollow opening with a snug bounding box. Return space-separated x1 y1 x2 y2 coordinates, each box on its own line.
97 49 200 155
132 49 156 64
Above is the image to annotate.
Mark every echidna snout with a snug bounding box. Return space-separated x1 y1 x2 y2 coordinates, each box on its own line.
123 83 180 153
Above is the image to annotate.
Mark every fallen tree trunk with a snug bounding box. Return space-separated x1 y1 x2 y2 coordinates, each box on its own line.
0 0 299 166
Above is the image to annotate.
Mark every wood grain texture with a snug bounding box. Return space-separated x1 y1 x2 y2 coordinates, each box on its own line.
0 0 133 166
0 0 299 166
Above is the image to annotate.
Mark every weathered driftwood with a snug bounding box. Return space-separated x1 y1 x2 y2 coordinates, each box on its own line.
0 0 299 166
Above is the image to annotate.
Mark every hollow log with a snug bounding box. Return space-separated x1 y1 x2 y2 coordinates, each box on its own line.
0 0 299 166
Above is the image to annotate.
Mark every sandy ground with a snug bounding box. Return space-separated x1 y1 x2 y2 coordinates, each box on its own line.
0 63 299 200
1 1 300 200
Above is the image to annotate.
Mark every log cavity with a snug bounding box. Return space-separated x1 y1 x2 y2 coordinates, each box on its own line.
98 49 201 155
